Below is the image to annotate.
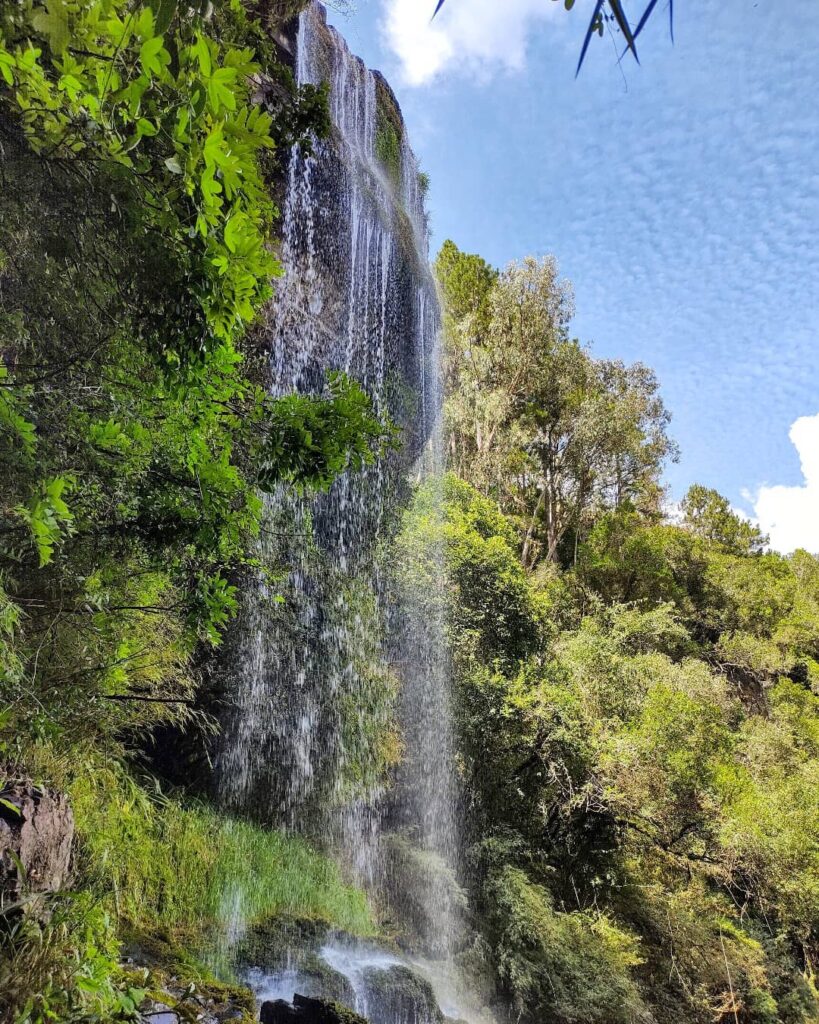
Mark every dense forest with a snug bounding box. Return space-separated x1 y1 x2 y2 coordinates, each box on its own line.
411 242 819 1024
1 2 817 1024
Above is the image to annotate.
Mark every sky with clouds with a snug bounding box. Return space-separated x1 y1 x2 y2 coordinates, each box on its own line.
325 0 819 553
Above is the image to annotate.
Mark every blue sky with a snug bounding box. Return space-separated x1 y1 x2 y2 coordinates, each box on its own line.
325 0 819 552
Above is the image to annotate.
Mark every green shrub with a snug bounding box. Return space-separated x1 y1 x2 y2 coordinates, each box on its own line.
485 866 647 1024
0 893 147 1024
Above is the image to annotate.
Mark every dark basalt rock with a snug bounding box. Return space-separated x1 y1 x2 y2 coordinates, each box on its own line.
0 783 73 899
260 993 369 1024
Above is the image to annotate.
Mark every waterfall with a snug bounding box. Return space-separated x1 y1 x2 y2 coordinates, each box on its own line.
216 4 486 1019
218 1 438 834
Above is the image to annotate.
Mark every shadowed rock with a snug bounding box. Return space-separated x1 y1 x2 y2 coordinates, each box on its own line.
260 993 369 1024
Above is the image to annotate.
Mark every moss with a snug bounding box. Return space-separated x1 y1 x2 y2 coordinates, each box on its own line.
375 114 402 192
234 915 326 968
294 995 371 1024
361 965 444 1024
121 927 257 1023
266 0 313 27
324 1000 370 1024
382 834 468 955
235 917 364 1005
373 74 404 193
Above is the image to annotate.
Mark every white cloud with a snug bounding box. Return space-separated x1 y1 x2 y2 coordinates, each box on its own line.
748 413 819 555
381 0 561 87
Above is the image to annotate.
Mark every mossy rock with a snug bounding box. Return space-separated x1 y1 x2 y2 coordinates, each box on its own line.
235 916 327 970
372 73 405 193
235 917 355 1005
261 993 369 1024
297 953 356 1006
265 0 313 27
382 835 468 956
360 965 444 1024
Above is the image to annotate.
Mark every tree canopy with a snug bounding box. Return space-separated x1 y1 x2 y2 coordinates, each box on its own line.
388 239 819 1024
436 242 676 568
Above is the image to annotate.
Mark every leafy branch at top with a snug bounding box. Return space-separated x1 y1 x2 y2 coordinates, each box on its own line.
0 0 278 366
432 0 674 74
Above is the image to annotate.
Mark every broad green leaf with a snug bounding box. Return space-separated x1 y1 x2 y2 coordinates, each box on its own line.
32 3 70 54
207 67 237 112
153 0 177 36
139 35 168 77
194 34 212 77
223 214 244 254
0 49 14 87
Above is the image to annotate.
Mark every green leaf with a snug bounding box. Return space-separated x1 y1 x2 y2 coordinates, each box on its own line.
0 49 14 87
164 155 183 174
153 0 178 36
207 67 237 112
223 213 244 254
194 34 212 77
139 35 168 77
0 797 21 817
18 46 42 70
31 2 70 54
7 849 26 881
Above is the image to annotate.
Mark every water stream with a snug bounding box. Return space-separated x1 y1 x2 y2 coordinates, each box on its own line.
216 4 484 1020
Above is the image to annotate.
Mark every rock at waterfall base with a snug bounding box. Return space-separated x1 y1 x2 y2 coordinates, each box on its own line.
260 993 369 1024
360 965 443 1024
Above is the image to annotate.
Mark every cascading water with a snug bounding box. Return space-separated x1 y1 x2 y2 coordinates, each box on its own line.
218 1 437 837
216 5 488 1020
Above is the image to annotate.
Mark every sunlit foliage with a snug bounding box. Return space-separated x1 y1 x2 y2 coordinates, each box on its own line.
400 241 819 1024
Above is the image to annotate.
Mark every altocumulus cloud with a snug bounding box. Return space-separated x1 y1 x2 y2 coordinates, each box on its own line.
381 0 561 86
748 414 819 555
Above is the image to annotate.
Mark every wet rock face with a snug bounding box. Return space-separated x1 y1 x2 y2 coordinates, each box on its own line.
260 993 369 1024
360 965 444 1024
216 0 441 832
0 784 73 898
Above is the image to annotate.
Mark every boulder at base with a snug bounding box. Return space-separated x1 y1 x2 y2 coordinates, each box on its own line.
360 965 444 1024
0 783 73 899
260 993 369 1024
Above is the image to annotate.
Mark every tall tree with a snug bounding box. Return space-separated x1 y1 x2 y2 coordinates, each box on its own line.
435 244 676 567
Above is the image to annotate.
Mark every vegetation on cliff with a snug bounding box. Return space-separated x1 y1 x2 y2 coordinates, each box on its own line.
1 3 816 1024
395 240 819 1024
0 0 384 1019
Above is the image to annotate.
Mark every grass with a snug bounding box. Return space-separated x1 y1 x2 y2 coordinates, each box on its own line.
69 762 376 942
2 742 376 1020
